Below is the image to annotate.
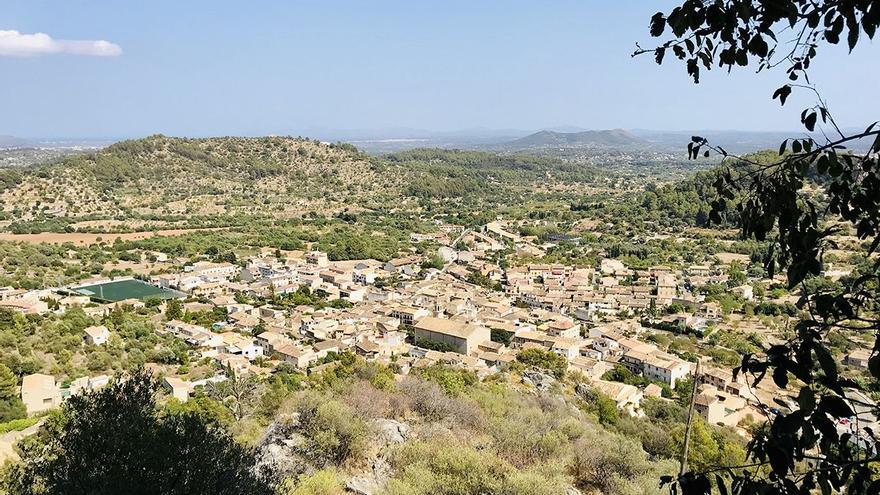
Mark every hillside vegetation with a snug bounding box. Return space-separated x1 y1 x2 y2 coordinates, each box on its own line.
0 137 600 233
0 136 395 227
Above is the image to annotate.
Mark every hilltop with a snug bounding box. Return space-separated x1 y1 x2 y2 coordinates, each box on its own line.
0 135 398 225
0 136 599 233
505 129 646 149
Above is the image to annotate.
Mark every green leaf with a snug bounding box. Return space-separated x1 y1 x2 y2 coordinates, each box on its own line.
654 47 666 64
804 112 818 132
869 354 880 380
715 475 729 495
815 345 838 383
773 85 792 105
748 34 769 57
819 395 854 418
848 18 860 51
797 386 815 413
649 12 666 36
773 365 789 389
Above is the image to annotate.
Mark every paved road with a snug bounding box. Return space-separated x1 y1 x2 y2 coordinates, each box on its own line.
0 421 42 463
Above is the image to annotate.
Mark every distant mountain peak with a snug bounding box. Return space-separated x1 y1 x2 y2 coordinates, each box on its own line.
505 129 646 148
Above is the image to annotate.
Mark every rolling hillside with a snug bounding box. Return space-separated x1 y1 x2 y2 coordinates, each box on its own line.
0 136 600 233
0 135 398 225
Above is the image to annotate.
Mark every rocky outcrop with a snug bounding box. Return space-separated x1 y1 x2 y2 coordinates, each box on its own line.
372 418 410 447
345 419 411 494
346 457 392 495
256 414 411 494
522 369 556 391
254 413 313 480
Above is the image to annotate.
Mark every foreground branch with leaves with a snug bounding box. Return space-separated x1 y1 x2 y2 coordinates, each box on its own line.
637 1 880 493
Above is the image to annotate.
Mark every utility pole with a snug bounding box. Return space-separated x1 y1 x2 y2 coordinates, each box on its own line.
680 359 701 476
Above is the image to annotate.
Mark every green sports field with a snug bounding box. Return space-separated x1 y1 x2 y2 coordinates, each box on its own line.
73 279 183 302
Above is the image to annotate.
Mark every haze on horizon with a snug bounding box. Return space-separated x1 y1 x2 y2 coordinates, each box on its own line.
2 0 878 139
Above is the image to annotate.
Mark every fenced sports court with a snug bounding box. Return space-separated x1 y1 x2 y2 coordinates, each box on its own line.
72 278 183 302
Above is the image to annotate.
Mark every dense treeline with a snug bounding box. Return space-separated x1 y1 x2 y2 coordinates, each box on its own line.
593 152 781 228
386 148 597 200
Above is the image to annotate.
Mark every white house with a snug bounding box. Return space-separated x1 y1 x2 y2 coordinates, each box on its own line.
83 325 110 346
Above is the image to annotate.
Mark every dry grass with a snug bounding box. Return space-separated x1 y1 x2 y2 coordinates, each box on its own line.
0 227 229 246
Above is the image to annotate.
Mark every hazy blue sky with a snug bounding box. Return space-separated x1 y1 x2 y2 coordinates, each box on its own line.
2 1 877 138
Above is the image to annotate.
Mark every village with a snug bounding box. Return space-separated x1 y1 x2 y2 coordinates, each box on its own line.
1 218 870 441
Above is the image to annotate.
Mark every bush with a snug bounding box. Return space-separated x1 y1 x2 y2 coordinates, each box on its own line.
294 395 371 467
384 441 510 495
414 338 456 353
277 469 343 495
4 369 273 495
0 417 39 434
397 377 483 427
489 401 579 467
415 364 477 395
571 431 674 495
515 348 567 379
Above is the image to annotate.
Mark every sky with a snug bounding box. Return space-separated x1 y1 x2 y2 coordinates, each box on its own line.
1 0 878 139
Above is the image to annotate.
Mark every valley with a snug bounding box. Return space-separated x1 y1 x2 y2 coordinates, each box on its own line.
0 132 874 494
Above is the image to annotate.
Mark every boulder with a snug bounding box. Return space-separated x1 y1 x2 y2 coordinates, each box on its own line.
346 457 392 495
372 418 411 447
522 369 555 390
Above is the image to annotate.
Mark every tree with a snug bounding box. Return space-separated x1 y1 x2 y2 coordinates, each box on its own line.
516 348 568 379
3 368 274 495
252 318 267 336
0 363 26 422
207 365 261 421
165 298 183 320
638 1 880 494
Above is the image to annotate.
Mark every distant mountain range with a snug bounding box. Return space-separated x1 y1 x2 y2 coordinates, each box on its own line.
4 127 866 155
505 129 646 148
0 136 31 148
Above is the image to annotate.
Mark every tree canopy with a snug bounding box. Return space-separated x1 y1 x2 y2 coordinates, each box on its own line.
3 369 274 495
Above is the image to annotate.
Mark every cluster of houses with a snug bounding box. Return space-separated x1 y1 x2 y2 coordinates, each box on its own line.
504 258 740 327
6 219 814 432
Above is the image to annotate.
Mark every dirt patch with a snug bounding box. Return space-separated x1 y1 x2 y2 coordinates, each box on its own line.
0 227 229 246
715 252 751 264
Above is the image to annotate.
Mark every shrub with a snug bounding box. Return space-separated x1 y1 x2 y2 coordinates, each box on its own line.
277 469 343 495
415 364 477 395
385 441 510 495
570 431 669 495
295 395 371 467
0 417 39 435
396 377 483 427
4 369 272 495
515 348 567 379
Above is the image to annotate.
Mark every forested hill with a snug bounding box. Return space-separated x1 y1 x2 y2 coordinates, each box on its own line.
591 151 782 229
0 137 599 229
0 135 394 223
384 148 598 200
47 134 378 189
